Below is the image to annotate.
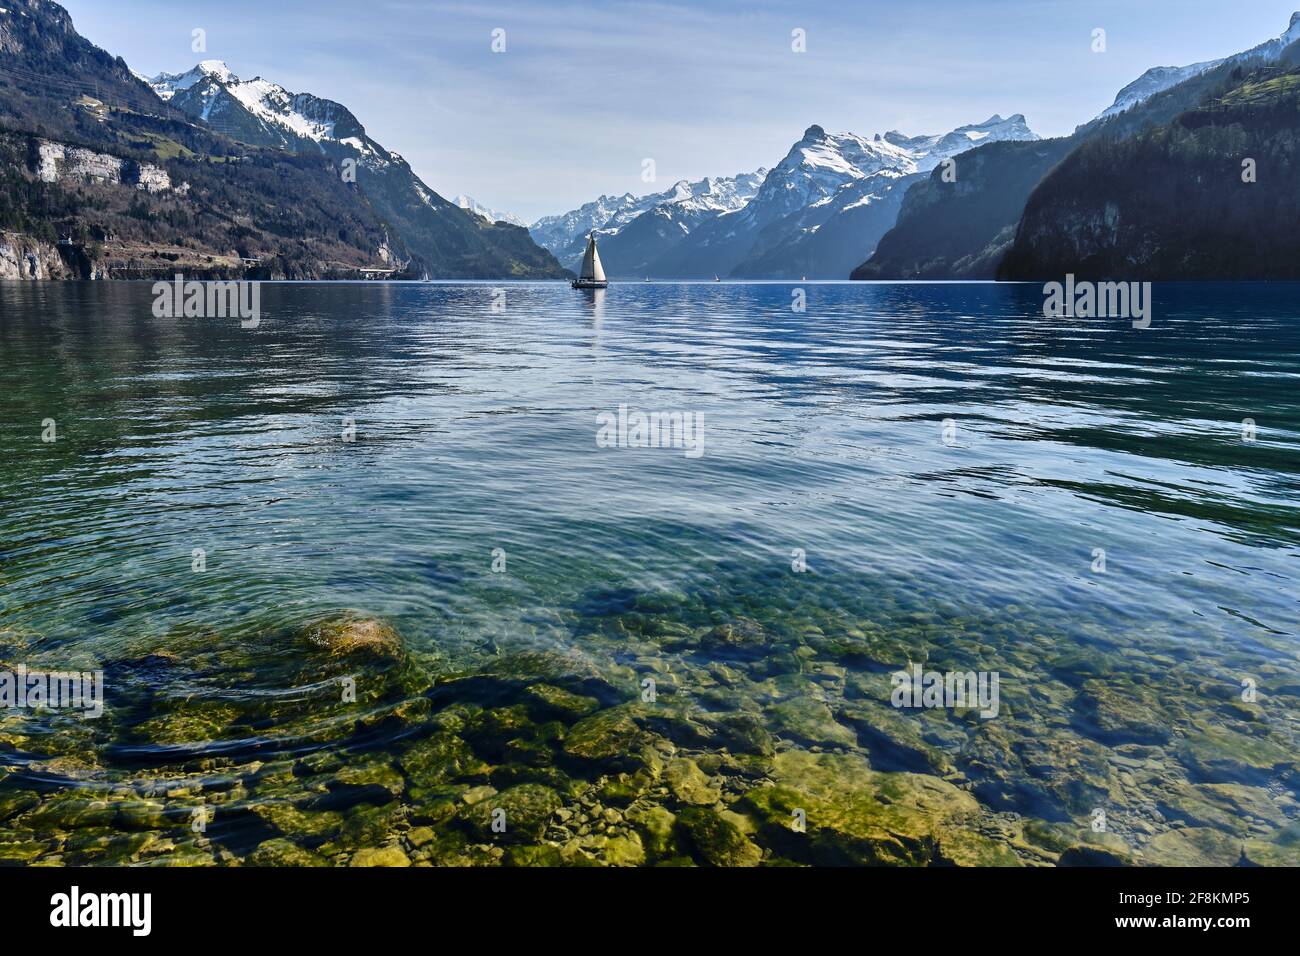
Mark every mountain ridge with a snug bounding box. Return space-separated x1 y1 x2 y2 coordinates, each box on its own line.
0 1 566 280
147 59 568 279
857 11 1300 281
537 114 1037 279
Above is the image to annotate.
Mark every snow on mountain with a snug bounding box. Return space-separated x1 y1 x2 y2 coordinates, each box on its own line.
143 60 567 278
537 113 1036 279
649 115 1038 278
656 170 768 216
590 170 768 276
530 169 765 268
885 114 1039 170
454 196 527 227
146 62 387 163
749 125 913 223
1095 11 1300 121
530 191 664 256
148 59 236 100
1097 63 1224 122
706 114 1036 244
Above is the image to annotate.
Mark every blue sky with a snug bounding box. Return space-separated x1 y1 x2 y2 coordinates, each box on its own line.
61 0 1300 222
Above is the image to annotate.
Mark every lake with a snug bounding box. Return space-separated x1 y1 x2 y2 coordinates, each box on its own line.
0 280 1296 866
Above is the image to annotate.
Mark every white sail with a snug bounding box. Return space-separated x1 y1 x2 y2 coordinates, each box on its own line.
580 235 607 282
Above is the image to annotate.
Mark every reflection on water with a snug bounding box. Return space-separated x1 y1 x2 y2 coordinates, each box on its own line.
0 280 1297 867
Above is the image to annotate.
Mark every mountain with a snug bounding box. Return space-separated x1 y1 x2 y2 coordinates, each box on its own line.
731 115 1040 279
663 115 1037 279
454 195 526 227
851 138 1075 280
0 0 397 279
531 192 658 264
999 59 1300 280
529 171 765 275
0 1 564 280
538 115 1037 279
857 13 1300 281
147 61 567 279
1095 63 1224 123
1092 13 1300 123
572 170 767 277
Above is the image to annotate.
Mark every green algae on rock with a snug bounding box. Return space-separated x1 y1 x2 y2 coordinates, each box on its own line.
676 807 761 867
461 783 562 843
742 750 1012 866
2 582 1298 868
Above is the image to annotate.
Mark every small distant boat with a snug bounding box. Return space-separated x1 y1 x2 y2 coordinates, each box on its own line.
572 234 609 289
714 275 720 282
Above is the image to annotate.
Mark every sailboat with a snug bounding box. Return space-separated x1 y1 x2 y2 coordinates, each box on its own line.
572 233 609 289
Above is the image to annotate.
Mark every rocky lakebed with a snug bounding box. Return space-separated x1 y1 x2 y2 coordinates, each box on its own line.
1 579 1298 868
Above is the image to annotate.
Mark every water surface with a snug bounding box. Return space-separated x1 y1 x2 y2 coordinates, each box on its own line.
0 281 1296 866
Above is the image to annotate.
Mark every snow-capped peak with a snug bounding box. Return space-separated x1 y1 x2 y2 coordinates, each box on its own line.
1095 11 1300 122
149 60 237 101
529 169 767 261
756 114 1036 217
453 195 526 227
147 62 372 149
196 60 236 83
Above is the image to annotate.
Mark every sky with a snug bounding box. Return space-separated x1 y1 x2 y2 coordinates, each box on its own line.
59 0 1300 223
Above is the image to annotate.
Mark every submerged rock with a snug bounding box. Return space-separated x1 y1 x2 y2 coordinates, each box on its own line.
250 802 344 841
626 804 679 859
1073 680 1172 745
768 697 857 749
562 707 652 769
462 783 562 843
399 733 489 788
305 615 404 660
0 835 56 863
664 758 722 806
676 807 761 867
1178 727 1292 785
1243 821 1300 867
701 618 769 654
601 831 647 866
704 712 775 757
523 684 600 722
1056 844 1133 867
131 703 241 746
1145 827 1242 867
742 750 1009 867
248 838 328 867
349 845 411 867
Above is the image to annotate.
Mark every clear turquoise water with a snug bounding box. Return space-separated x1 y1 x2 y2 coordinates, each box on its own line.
0 280 1297 866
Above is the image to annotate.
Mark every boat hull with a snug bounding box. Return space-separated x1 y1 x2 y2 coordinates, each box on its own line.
571 279 609 289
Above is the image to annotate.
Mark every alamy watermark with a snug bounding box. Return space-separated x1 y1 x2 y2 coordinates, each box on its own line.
152 275 261 328
891 664 1000 719
50 886 150 936
596 404 705 459
1043 274 1151 329
1 666 104 719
